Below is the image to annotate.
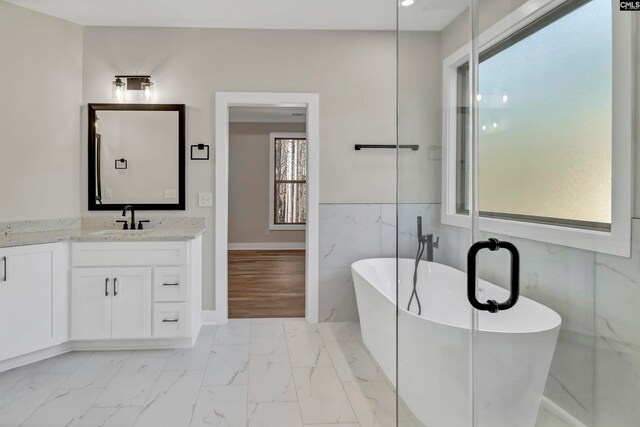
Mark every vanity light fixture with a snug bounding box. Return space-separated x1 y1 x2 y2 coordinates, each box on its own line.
112 77 126 103
112 75 155 103
141 77 154 103
400 0 414 6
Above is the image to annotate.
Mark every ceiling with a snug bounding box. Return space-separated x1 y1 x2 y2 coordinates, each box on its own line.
229 107 307 124
5 0 468 31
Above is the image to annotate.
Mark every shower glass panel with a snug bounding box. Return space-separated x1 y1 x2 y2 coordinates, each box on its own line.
396 0 636 426
396 0 474 425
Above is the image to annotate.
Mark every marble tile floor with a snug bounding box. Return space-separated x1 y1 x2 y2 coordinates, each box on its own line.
0 319 423 427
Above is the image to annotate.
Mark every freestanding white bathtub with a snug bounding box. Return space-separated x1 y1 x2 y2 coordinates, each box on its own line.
351 258 561 427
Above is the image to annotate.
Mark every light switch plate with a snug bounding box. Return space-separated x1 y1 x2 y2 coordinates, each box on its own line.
198 192 213 207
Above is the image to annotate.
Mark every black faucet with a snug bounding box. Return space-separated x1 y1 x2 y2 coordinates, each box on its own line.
122 205 136 230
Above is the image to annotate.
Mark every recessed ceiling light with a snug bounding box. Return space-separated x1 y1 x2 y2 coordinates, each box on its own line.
400 0 415 6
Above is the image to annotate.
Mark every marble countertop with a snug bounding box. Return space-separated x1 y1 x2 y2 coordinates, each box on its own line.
0 226 206 249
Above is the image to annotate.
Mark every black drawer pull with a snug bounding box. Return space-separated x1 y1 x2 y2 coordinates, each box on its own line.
162 318 179 323
1 256 6 282
162 283 179 286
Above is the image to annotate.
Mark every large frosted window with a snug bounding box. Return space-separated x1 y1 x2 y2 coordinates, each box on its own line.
457 0 612 229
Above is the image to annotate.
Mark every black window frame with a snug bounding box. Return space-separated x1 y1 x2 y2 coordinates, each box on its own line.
273 137 307 226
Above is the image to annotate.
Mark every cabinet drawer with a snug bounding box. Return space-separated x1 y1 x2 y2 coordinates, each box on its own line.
153 267 188 302
153 303 188 338
72 242 188 267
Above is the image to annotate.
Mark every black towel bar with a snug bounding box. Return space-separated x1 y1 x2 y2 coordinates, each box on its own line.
354 144 419 151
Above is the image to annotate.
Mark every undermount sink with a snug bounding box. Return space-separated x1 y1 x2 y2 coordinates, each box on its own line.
90 229 151 236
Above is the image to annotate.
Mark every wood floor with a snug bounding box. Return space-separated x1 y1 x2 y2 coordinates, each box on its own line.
228 249 305 318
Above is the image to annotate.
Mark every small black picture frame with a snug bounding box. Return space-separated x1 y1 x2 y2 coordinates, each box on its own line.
115 158 128 169
191 144 210 160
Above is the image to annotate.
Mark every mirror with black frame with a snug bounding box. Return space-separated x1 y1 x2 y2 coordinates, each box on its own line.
88 103 186 210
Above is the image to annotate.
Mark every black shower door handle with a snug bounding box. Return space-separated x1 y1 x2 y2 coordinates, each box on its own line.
467 238 519 313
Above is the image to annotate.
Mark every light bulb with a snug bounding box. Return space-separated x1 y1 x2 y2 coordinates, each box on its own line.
492 122 498 128
482 125 487 130
400 0 414 5
141 78 154 103
502 95 508 103
112 77 126 103
476 94 482 102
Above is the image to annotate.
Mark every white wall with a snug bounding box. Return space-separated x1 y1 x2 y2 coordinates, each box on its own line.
398 31 442 203
229 122 306 245
81 27 406 309
0 1 83 222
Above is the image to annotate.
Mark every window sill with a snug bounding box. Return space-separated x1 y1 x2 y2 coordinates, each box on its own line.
269 225 306 231
441 211 630 258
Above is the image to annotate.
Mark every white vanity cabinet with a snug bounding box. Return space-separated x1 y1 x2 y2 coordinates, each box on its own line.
0 243 69 361
71 267 152 339
70 238 202 345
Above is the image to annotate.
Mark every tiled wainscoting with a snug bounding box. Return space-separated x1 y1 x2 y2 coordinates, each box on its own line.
318 203 462 322
319 202 640 426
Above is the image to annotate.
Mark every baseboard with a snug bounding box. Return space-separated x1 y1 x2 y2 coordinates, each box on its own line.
0 343 73 373
201 310 227 325
228 242 305 250
0 336 199 373
71 338 194 351
540 396 587 427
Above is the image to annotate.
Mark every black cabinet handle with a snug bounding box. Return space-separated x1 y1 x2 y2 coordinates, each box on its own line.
467 238 519 313
162 318 179 323
162 283 179 286
1 256 6 282
105 278 109 296
113 277 118 296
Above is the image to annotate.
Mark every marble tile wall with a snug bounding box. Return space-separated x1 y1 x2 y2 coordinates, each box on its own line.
593 221 640 426
319 202 464 322
319 203 640 426
319 204 384 322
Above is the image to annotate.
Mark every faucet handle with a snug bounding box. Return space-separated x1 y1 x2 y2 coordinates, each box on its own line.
433 235 440 249
137 220 150 230
116 220 129 230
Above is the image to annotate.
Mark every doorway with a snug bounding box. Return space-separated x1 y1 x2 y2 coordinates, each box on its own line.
227 109 307 318
214 92 320 324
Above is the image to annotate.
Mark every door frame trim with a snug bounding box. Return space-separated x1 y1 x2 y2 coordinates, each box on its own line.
214 92 320 324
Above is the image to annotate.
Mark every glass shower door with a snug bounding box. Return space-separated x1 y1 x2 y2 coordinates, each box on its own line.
469 0 629 426
396 0 634 426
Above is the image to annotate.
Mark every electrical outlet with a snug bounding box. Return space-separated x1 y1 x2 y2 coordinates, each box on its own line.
198 192 213 207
